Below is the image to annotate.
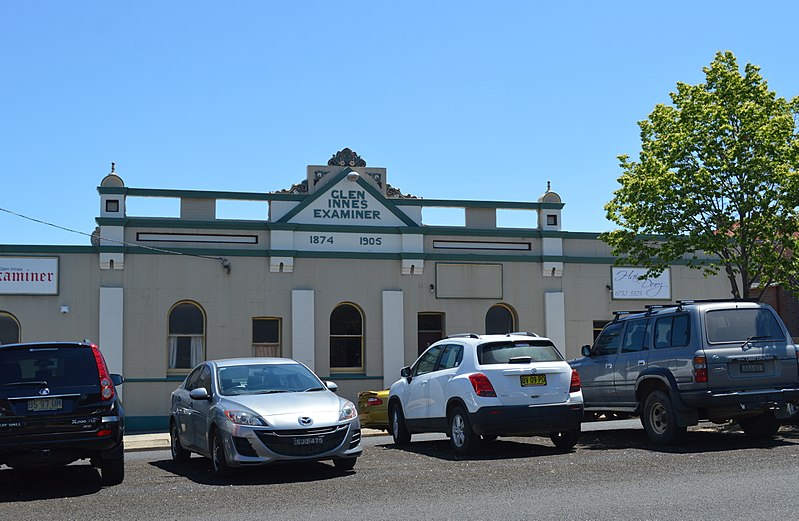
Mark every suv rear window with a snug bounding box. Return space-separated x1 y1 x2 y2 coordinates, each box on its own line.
705 308 785 343
478 341 563 364
0 345 98 386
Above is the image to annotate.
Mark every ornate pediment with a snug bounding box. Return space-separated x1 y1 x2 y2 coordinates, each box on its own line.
328 148 366 167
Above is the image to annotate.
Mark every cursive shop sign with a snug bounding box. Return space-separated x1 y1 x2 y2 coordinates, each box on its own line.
611 267 670 300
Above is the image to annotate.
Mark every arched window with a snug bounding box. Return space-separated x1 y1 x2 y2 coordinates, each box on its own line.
168 301 205 370
0 312 20 344
485 304 516 334
330 303 364 372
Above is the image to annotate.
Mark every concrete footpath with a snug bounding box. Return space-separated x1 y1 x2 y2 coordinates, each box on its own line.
124 428 388 452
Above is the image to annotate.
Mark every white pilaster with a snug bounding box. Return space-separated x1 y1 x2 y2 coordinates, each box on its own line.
99 287 124 375
291 290 315 370
382 290 405 389
544 291 567 358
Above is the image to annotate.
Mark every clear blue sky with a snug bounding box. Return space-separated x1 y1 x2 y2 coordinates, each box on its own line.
2 1 797 245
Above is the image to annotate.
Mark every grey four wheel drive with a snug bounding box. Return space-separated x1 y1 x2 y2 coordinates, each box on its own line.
569 300 799 444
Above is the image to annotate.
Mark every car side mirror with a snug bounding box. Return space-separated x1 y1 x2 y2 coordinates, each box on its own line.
581 345 592 357
111 374 124 386
400 366 411 378
189 388 210 401
325 381 338 393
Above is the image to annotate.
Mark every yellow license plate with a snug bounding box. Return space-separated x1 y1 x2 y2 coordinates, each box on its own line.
520 375 547 387
28 398 62 412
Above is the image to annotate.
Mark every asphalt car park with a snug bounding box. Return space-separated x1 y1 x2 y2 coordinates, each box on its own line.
3 422 799 520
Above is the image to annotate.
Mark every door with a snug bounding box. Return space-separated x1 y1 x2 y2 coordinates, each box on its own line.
704 307 794 390
174 367 202 450
187 364 213 451
578 321 623 406
614 318 651 406
403 345 443 423
427 344 464 422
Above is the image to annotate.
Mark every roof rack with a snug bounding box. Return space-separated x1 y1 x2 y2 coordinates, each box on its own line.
446 333 480 339
611 310 646 321
506 331 540 337
676 298 757 305
644 304 680 315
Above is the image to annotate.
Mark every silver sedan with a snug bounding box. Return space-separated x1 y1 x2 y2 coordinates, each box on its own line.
169 358 362 476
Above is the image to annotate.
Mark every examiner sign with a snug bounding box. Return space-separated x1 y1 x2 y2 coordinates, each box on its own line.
0 257 59 295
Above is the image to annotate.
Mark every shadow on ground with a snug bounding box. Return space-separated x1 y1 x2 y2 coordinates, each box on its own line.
380 423 799 461
149 457 354 486
0 464 103 501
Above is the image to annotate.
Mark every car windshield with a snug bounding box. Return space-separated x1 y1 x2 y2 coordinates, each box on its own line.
477 340 563 364
0 345 98 387
705 308 785 344
217 363 324 396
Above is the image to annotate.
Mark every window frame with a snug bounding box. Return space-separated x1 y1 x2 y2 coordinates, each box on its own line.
417 312 445 355
329 302 365 373
0 311 21 345
252 317 282 357
166 300 206 374
485 303 517 335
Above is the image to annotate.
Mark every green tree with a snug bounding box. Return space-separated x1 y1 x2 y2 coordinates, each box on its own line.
603 51 799 300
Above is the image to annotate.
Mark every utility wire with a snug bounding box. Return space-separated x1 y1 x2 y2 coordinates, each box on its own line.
0 206 231 273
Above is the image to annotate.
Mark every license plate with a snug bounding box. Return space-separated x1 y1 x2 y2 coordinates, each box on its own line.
520 375 547 387
740 363 765 373
294 437 324 446
28 398 62 412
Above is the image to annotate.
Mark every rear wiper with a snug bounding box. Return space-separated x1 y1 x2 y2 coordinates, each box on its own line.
3 381 48 387
741 336 771 349
509 356 533 364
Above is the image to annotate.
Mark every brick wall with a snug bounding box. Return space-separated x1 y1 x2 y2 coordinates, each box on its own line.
760 286 799 341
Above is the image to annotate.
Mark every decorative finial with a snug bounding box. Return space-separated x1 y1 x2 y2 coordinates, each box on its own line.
328 148 366 167
111 162 116 174
546 180 551 192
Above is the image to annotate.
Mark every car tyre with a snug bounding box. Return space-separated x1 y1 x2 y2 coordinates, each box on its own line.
99 444 125 486
211 431 232 477
550 428 581 451
642 390 687 445
170 420 191 462
739 411 780 439
449 405 479 455
389 403 411 446
333 457 357 471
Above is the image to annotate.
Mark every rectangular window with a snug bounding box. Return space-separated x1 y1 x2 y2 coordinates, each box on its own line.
330 337 362 368
546 214 558 226
252 318 281 357
654 314 690 349
105 200 119 212
418 312 445 355
705 308 783 343
593 320 609 342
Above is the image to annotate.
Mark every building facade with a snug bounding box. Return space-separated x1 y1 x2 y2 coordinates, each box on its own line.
0 150 731 431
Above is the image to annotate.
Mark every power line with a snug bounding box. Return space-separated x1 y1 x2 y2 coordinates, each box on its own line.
0 206 231 274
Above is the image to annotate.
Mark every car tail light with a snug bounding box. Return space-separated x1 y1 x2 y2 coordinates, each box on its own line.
91 344 116 401
97 429 113 437
693 355 708 383
366 397 383 407
468 373 496 397
569 369 581 393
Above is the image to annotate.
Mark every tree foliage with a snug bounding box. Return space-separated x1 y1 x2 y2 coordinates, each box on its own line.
602 51 799 300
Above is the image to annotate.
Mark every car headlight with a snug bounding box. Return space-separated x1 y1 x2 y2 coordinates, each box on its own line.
339 400 357 421
224 410 268 426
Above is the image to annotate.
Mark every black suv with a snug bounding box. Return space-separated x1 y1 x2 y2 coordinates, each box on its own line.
0 342 125 484
570 300 799 444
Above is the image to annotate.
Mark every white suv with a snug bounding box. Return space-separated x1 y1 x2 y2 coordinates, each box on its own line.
388 333 584 454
